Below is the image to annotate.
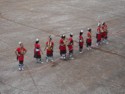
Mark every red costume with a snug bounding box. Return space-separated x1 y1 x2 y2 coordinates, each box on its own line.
102 23 108 38
34 43 41 58
59 38 66 51
96 33 101 42
86 29 92 48
46 41 54 56
68 37 73 51
87 31 91 38
16 47 26 62
86 38 92 43
79 35 84 47
97 26 102 34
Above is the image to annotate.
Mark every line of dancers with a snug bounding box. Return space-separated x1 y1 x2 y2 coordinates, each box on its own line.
15 22 108 71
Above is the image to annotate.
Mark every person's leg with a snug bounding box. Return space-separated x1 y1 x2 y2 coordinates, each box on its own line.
21 61 24 70
86 42 89 50
81 46 83 52
61 50 65 59
87 42 91 50
98 39 101 46
60 50 62 56
39 56 43 63
63 50 66 59
69 50 71 58
39 55 43 63
18 61 22 71
35 53 40 63
36 54 40 63
105 32 108 44
36 58 39 63
40 58 43 63
69 50 74 59
90 42 92 49
51 52 54 61
46 54 51 62
99 40 101 45
50 53 54 62
19 61 23 71
79 46 83 53
46 54 49 62
60 50 63 59
96 39 99 46
79 44 81 52
102 32 105 43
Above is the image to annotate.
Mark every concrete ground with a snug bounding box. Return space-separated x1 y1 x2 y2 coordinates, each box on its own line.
0 0 125 94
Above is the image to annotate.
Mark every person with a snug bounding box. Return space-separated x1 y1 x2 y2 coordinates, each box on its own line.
59 35 67 59
44 35 54 62
67 33 74 59
96 23 102 46
15 42 27 71
79 30 84 53
86 28 92 50
102 22 108 44
34 38 43 63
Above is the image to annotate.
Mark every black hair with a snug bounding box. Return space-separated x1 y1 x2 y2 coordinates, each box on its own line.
80 32 83 35
88 28 91 32
102 22 105 25
36 41 39 44
70 34 73 37
61 35 65 39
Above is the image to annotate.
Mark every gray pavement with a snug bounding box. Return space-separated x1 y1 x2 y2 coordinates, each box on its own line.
0 0 125 94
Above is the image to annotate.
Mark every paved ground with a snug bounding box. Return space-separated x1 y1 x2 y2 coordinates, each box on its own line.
0 0 125 94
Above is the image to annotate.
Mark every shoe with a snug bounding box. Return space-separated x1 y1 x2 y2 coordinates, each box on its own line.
41 61 44 63
100 42 102 45
79 51 83 53
63 56 65 59
70 57 74 60
96 43 98 46
64 56 66 59
106 42 109 44
46 59 48 62
60 56 63 59
51 60 54 62
87 48 89 50
22 68 24 71
36 60 39 63
18 68 21 71
103 40 105 43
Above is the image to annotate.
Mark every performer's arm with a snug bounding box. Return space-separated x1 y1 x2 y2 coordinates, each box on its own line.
15 50 19 56
44 44 47 51
23 49 27 55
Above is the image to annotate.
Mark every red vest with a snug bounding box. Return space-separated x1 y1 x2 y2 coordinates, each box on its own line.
68 37 73 51
46 41 54 54
79 35 84 46
34 43 41 56
16 47 26 61
59 38 66 51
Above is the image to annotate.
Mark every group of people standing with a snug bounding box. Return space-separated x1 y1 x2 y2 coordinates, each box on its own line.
15 22 108 71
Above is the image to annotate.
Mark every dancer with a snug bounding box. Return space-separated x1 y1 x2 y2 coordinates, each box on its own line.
86 28 92 50
34 38 43 63
102 22 108 44
44 35 54 62
68 33 74 59
59 35 67 59
96 23 102 46
15 42 27 71
79 30 84 53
